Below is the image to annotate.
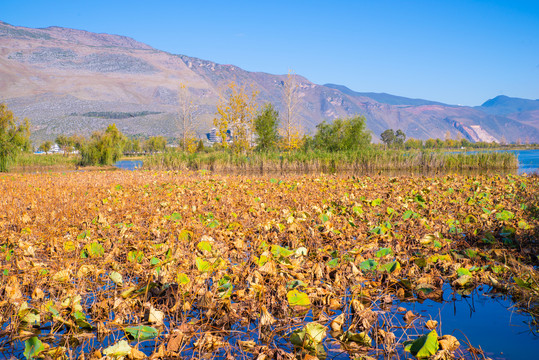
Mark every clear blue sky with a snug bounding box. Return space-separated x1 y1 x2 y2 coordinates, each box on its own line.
3 0 538 106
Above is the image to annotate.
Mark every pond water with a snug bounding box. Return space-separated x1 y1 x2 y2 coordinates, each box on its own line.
113 159 143 170
5 284 534 359
512 149 539 174
462 149 539 175
397 285 538 360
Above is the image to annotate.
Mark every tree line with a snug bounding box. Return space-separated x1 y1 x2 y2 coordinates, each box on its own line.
211 76 371 153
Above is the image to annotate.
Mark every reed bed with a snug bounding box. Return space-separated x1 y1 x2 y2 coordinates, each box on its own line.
11 153 78 172
143 149 518 173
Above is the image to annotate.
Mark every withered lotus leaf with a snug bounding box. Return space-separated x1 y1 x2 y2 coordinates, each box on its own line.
0 171 536 359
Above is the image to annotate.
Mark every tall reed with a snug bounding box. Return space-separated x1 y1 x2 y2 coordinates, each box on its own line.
143 149 518 173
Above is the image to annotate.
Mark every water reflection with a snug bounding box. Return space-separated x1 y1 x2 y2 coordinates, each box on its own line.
397 284 538 360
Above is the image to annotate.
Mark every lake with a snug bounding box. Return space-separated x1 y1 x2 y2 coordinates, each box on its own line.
113 159 143 170
511 149 539 174
462 149 539 175
397 285 538 360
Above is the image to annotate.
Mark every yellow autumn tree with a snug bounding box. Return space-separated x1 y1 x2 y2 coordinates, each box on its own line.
214 82 258 153
280 70 303 150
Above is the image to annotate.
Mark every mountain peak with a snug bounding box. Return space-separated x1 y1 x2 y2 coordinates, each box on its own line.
479 95 539 115
1 22 153 50
481 95 511 107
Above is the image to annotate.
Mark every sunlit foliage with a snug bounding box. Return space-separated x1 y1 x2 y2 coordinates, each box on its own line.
0 103 30 172
214 82 258 153
314 115 371 151
79 124 126 165
254 103 280 151
144 136 167 154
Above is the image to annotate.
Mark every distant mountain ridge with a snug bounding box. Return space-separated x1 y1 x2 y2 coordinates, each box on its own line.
1 20 538 144
478 95 539 116
324 84 450 107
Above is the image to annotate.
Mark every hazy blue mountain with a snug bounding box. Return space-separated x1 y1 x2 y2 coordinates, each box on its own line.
478 95 539 115
324 84 449 106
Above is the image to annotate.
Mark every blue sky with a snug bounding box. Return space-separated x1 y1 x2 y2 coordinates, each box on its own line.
3 0 538 106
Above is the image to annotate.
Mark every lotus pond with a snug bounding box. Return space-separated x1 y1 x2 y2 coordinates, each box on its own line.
0 171 538 360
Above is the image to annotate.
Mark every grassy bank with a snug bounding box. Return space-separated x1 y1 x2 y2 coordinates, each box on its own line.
12 153 79 172
143 149 519 172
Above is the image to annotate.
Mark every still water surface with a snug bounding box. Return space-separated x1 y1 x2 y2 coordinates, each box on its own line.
400 285 537 360
463 149 539 175
511 149 539 174
113 159 142 170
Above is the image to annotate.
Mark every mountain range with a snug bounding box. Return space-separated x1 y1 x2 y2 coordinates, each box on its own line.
1 20 538 144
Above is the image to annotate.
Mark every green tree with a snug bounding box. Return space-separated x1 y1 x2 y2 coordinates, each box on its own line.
314 115 371 151
196 139 204 152
254 103 280 151
69 134 85 152
56 134 78 156
144 136 167 154
424 138 437 149
38 141 53 154
380 129 396 147
459 138 471 148
0 103 31 172
395 129 406 147
124 138 141 154
404 138 423 150
79 124 126 166
301 135 315 152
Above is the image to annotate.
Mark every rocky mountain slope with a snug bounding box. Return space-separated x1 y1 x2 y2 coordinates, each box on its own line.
1 20 538 144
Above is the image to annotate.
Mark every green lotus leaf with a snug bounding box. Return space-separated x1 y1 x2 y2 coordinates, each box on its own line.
195 257 212 272
380 261 401 273
24 337 45 360
197 241 212 252
404 330 439 359
343 331 372 347
124 325 159 340
375 247 393 258
271 244 294 258
287 289 310 307
456 267 471 277
73 310 92 330
360 259 378 271
177 273 190 286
